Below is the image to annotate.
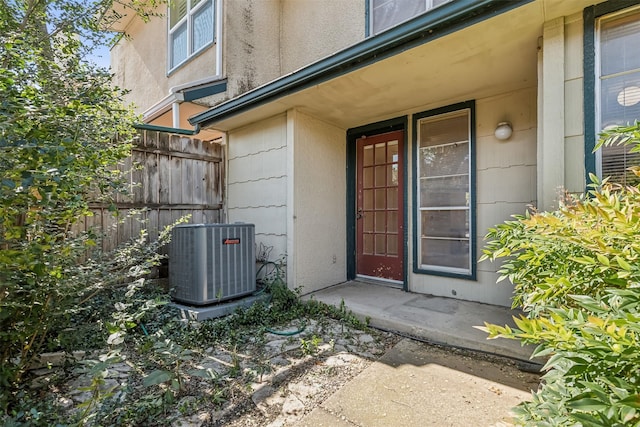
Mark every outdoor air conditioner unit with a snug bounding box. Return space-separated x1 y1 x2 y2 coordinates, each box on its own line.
169 223 256 306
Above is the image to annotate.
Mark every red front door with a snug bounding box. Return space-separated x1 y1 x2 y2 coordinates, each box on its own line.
356 131 404 282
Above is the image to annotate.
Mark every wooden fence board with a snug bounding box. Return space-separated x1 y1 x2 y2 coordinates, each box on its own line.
159 154 172 204
83 130 223 253
145 152 159 204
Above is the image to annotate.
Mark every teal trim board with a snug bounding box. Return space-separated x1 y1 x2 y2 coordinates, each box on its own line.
364 0 370 38
182 80 227 102
134 123 201 136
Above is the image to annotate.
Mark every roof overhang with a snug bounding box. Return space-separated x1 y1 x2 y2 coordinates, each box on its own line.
144 102 224 142
190 0 598 132
100 0 137 32
143 78 228 122
189 0 536 131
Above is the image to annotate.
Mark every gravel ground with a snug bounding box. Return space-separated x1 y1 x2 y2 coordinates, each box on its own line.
28 318 540 426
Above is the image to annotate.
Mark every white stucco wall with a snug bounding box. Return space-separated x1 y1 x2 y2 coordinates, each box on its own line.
408 86 538 307
111 15 167 113
289 111 347 294
223 0 281 97
224 0 364 97
280 0 365 74
226 114 288 259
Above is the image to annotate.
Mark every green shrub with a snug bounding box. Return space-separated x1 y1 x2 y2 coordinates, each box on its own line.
0 0 164 412
481 122 640 425
482 176 640 316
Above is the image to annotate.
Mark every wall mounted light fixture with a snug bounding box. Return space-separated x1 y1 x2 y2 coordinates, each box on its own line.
494 122 513 141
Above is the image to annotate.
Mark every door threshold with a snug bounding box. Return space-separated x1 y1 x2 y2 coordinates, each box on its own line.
356 274 403 289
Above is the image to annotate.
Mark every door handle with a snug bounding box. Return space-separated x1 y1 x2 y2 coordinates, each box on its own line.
356 209 363 220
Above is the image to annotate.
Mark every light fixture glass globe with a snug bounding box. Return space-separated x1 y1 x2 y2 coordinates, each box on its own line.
494 122 512 141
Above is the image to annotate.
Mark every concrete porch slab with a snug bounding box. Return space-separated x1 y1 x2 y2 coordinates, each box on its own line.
295 338 538 427
304 281 538 364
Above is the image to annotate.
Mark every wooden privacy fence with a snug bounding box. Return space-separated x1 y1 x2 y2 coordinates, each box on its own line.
82 129 224 253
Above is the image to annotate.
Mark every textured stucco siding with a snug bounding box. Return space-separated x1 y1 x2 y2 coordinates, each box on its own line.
111 15 167 114
290 111 347 294
227 114 288 258
223 0 364 99
225 111 347 293
112 0 365 114
280 0 365 74
223 0 281 98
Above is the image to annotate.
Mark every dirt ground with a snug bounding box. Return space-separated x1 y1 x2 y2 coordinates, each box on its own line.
28 319 540 426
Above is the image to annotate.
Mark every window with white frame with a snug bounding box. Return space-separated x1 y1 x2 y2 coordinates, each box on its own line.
414 103 474 277
370 0 453 36
169 0 215 71
597 8 640 185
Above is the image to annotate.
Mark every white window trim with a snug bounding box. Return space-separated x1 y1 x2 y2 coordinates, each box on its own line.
594 6 640 179
168 0 217 73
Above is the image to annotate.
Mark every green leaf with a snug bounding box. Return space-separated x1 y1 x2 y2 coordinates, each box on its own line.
620 395 640 409
143 370 173 387
531 344 555 358
620 406 638 423
615 256 633 272
596 253 610 266
567 397 609 412
570 295 604 313
571 412 608 426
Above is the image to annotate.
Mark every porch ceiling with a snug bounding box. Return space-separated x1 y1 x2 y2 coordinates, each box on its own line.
199 0 588 132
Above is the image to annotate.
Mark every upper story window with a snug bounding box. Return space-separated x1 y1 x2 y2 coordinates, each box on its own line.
596 8 640 185
370 0 453 36
169 0 215 71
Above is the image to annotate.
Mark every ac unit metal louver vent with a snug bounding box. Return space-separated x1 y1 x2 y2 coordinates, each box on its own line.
169 223 256 306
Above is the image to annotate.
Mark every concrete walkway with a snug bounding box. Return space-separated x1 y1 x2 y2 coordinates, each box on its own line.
304 281 537 364
294 338 539 427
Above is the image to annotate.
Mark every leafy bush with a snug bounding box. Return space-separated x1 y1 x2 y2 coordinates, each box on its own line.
482 176 640 316
481 122 640 425
0 0 164 413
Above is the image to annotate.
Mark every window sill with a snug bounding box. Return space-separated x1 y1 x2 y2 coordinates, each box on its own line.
167 41 216 77
413 266 476 280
